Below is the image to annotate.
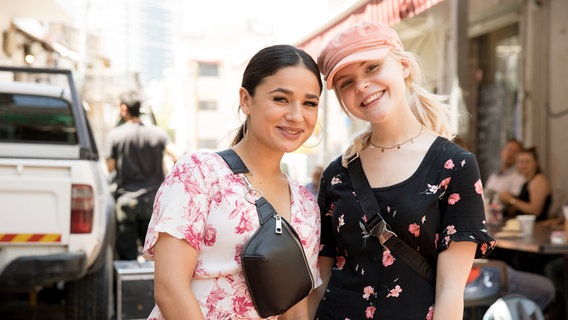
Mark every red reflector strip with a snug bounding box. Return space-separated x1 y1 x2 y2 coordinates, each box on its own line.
0 234 62 242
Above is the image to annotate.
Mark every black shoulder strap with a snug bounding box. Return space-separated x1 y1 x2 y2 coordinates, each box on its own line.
347 157 435 286
216 149 274 225
217 149 249 174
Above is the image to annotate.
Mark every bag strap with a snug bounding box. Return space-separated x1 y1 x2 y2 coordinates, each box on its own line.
347 156 436 286
216 149 275 226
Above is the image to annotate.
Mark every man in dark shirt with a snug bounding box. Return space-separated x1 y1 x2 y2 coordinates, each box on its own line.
105 90 178 260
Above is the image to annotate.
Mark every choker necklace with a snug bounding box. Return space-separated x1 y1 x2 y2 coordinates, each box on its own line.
370 126 424 152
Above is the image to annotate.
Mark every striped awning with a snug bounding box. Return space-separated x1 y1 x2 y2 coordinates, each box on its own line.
298 0 445 58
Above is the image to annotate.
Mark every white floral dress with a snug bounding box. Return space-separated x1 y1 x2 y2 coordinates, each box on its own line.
143 151 322 319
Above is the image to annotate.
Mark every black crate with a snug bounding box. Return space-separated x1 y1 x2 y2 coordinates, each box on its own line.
114 260 155 320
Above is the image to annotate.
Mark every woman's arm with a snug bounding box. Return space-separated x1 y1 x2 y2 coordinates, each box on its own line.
308 256 335 319
502 174 551 217
433 241 477 320
153 233 204 319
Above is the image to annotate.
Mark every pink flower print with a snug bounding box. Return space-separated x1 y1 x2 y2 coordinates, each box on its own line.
203 224 217 246
363 215 368 223
421 215 427 224
426 305 435 320
386 285 402 298
475 179 484 195
232 295 254 314
481 242 489 255
362 286 375 300
439 177 451 190
337 214 345 233
444 159 455 169
446 225 457 235
365 306 376 319
408 223 420 237
235 212 255 234
331 176 342 185
382 248 395 267
448 193 461 205
461 159 466 167
336 256 346 270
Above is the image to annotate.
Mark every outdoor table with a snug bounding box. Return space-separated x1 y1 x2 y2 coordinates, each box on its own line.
489 223 568 315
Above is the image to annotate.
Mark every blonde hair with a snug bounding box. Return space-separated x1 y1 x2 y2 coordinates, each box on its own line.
340 50 453 166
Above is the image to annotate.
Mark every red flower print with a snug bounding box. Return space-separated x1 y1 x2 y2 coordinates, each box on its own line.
448 193 461 204
232 295 254 314
475 179 483 195
408 223 420 237
426 305 435 320
203 224 217 247
336 256 346 270
382 248 395 267
326 203 335 216
213 191 223 203
439 177 451 190
362 286 374 300
444 159 455 169
481 242 488 255
365 306 376 319
235 211 255 234
386 285 402 298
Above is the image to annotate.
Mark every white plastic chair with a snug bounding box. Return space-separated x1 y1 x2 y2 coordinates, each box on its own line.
483 294 545 320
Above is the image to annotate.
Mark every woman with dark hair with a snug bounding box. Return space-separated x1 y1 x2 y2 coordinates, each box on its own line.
142 44 323 319
499 147 553 221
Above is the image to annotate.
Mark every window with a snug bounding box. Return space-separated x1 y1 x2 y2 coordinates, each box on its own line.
198 100 217 111
198 62 219 77
0 93 78 144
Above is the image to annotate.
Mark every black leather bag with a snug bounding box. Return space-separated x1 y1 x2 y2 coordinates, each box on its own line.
217 149 314 317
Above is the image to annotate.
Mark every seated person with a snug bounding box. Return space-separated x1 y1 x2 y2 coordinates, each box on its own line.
499 147 552 221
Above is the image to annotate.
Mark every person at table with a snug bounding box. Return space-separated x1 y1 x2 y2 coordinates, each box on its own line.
499 147 552 221
484 138 525 198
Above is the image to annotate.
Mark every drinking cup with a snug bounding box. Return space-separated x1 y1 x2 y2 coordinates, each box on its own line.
516 215 536 236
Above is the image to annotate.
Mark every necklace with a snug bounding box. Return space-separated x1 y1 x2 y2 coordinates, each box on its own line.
370 126 424 152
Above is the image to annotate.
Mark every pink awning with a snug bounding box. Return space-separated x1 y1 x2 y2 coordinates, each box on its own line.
298 0 444 58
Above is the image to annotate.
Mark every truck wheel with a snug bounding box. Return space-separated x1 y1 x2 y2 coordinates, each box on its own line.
65 245 114 320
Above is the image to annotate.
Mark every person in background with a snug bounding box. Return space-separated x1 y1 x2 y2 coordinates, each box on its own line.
499 147 552 221
143 44 323 319
484 139 525 199
305 165 323 197
310 21 495 320
105 90 179 260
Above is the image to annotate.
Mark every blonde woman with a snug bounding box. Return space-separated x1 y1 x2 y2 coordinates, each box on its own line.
311 22 495 320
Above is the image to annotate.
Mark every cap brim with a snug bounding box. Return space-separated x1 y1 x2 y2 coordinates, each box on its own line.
325 47 391 90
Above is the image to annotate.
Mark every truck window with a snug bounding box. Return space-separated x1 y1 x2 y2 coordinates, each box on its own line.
0 93 78 144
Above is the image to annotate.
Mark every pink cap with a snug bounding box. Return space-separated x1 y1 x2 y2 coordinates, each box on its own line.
317 21 404 90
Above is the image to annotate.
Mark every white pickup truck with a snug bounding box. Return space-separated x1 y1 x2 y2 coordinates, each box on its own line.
0 66 115 319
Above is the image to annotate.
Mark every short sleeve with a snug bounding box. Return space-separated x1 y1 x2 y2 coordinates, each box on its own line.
143 152 217 258
318 157 342 260
436 151 496 258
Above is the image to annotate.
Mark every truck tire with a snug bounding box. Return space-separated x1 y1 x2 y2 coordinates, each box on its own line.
65 245 114 320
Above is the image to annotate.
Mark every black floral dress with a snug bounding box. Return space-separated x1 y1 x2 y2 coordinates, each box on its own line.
316 137 496 320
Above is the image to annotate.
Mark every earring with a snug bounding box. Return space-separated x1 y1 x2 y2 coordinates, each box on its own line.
302 121 323 148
